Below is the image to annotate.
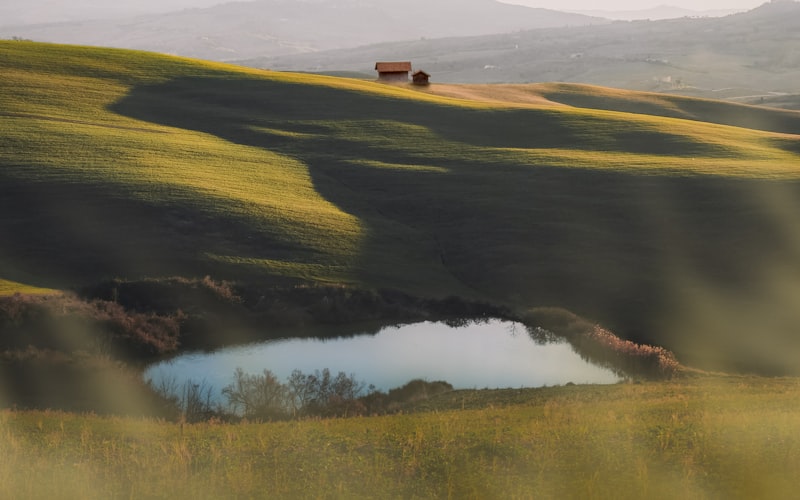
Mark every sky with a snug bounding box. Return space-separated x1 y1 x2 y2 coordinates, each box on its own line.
504 0 766 10
0 0 773 13
0 0 776 27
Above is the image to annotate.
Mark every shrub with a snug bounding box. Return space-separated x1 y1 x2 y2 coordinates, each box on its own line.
222 367 290 420
519 307 681 380
0 293 182 358
579 325 680 379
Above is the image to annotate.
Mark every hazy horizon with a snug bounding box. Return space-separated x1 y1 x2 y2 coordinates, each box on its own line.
0 0 776 26
504 0 766 10
0 0 772 8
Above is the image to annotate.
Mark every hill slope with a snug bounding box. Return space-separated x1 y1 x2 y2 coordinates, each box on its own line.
2 42 800 374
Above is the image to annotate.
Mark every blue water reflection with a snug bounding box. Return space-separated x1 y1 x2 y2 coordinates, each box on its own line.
145 320 620 392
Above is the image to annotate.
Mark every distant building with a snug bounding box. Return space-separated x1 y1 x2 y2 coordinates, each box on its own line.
375 61 412 82
412 70 430 86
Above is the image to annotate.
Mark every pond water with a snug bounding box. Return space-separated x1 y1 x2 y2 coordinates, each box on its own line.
144 320 621 394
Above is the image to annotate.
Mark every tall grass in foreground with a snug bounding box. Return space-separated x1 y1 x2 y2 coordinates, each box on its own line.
1 377 799 499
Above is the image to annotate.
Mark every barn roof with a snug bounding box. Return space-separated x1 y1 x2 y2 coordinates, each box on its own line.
412 70 430 77
375 61 412 72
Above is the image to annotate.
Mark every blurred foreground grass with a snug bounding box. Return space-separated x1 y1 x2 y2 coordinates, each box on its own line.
2 376 798 499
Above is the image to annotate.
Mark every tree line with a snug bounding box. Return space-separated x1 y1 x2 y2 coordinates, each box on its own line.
149 368 454 422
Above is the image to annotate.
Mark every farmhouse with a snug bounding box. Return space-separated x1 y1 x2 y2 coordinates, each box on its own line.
375 61 412 82
412 70 430 86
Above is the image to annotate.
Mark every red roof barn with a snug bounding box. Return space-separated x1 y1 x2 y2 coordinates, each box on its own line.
375 61 412 82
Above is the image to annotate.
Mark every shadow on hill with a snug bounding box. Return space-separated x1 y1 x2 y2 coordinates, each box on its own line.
0 174 315 289
110 76 733 156
108 75 800 375
0 178 189 287
537 84 800 135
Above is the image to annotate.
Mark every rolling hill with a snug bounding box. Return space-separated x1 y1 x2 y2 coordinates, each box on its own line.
2 41 800 374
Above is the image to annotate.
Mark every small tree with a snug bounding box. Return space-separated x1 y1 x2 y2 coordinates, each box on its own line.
286 369 314 416
222 367 288 420
181 379 215 423
285 368 367 417
146 373 182 419
147 374 215 421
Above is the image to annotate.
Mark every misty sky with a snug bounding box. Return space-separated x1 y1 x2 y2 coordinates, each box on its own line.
0 0 777 31
506 0 766 10
0 0 771 15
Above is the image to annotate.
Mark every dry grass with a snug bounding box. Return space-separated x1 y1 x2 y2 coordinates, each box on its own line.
2 376 799 499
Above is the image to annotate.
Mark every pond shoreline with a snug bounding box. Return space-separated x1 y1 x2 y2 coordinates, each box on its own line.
0 277 681 415
144 319 623 407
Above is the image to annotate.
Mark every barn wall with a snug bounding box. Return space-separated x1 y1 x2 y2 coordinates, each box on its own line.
378 72 409 82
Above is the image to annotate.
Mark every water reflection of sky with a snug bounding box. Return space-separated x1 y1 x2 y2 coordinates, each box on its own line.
145 320 620 392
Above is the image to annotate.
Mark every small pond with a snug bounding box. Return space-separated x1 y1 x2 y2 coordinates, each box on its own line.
145 320 621 394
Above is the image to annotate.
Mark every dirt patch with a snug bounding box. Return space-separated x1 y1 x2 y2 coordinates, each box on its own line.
412 83 563 108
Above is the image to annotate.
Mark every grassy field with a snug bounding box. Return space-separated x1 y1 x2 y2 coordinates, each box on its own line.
2 41 800 499
2 376 800 499
2 40 800 376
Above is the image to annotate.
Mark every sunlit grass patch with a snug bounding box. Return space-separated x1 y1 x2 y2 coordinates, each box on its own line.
347 159 450 173
246 125 322 139
205 254 358 284
531 81 800 136
501 147 800 178
534 82 695 117
0 279 57 296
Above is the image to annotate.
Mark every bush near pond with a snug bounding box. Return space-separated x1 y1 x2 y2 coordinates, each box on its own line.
0 292 182 358
1 281 681 414
523 307 681 379
151 367 456 422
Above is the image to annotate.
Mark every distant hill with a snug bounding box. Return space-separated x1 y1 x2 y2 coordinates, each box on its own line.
254 1 800 103
0 0 606 61
570 5 742 21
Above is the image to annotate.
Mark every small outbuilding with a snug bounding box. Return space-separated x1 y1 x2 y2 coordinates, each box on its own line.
412 70 430 86
375 61 412 82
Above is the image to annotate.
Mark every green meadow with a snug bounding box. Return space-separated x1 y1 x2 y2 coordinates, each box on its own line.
2 41 800 497
3 40 800 375
2 41 800 373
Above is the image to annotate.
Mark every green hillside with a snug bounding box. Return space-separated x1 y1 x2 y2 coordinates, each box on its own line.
2 41 800 374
